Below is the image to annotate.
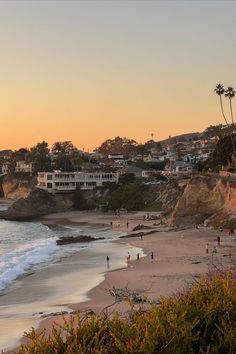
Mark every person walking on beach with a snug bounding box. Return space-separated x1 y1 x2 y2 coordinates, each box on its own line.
151 251 154 262
110 221 113 227
205 243 209 254
217 235 220 246
127 252 131 266
140 233 143 241
126 221 129 229
137 253 140 261
106 256 110 268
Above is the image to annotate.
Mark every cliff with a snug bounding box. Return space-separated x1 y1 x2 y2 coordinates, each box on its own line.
1 175 36 199
2 189 73 220
149 179 186 212
170 174 236 227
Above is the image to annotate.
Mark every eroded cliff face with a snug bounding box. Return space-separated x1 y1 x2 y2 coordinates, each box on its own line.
148 180 186 212
2 175 36 199
2 189 74 220
170 175 236 227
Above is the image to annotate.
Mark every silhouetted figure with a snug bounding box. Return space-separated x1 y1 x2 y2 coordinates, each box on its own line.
127 252 131 266
126 221 129 229
106 256 110 268
151 251 154 262
217 235 220 246
137 253 140 261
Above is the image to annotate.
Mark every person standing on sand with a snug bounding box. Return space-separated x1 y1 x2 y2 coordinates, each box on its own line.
127 252 131 265
126 221 129 229
137 253 140 261
110 221 113 227
140 233 143 241
217 235 220 246
205 243 209 254
213 246 217 254
106 256 110 268
151 251 154 262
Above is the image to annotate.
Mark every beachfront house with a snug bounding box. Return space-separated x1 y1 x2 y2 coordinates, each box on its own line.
37 171 119 193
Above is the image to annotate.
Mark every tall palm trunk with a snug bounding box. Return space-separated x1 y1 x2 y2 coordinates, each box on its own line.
219 95 228 126
229 98 235 137
219 95 235 152
229 98 234 125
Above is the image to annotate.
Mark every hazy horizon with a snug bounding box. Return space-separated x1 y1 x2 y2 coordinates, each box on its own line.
1 0 236 151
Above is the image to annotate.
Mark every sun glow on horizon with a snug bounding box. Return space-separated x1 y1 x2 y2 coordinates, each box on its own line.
0 0 236 151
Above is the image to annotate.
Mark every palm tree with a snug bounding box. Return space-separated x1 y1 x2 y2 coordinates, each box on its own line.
214 84 228 125
214 83 235 152
225 86 236 126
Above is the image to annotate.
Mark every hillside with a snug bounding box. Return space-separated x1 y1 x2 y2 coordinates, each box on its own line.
159 131 203 146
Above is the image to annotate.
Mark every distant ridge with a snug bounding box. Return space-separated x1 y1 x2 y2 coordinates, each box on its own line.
159 132 203 146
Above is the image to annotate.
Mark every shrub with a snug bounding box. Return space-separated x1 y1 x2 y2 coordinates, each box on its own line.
15 270 236 353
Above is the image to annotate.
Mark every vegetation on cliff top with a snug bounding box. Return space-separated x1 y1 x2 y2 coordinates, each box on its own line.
15 269 236 353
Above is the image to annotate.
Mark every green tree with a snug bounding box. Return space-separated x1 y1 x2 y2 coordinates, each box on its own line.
30 141 52 173
52 141 77 172
96 137 138 157
52 141 75 155
109 183 146 211
73 186 89 210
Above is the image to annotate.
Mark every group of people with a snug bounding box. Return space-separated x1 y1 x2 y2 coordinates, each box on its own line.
110 221 129 229
205 225 236 255
106 251 155 268
205 243 218 254
219 226 234 236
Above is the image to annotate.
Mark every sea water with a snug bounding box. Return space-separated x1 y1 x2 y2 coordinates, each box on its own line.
0 201 144 351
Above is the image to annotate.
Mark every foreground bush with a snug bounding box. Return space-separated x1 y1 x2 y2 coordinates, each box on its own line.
15 270 236 353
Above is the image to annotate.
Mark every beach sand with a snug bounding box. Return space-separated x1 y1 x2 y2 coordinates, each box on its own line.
6 210 236 352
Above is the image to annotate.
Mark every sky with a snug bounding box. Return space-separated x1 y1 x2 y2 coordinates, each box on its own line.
0 0 236 151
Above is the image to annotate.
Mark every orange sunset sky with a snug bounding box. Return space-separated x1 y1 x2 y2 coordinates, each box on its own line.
0 0 236 151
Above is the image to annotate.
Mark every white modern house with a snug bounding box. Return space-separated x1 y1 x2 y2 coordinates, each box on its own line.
37 171 119 193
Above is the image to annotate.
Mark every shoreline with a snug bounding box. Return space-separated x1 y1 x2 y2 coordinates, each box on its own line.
4 210 236 352
1 212 146 352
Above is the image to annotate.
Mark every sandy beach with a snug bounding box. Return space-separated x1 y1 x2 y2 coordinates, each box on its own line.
4 210 236 352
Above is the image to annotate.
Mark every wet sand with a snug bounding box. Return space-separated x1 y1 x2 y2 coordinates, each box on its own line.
6 210 236 352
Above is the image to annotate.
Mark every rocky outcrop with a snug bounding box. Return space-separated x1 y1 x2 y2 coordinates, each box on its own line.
2 175 36 199
1 189 73 220
56 235 105 245
170 175 236 227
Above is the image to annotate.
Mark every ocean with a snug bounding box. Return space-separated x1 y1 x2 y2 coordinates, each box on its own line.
0 200 144 351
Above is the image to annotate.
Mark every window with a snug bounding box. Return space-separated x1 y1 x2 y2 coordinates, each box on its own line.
86 182 96 187
47 183 53 188
47 175 53 180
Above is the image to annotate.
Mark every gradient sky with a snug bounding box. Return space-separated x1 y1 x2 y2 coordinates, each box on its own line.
0 0 236 151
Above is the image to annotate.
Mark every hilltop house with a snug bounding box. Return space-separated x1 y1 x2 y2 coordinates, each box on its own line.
15 161 33 173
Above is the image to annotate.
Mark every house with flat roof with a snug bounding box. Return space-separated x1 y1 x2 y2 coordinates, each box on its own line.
37 171 119 193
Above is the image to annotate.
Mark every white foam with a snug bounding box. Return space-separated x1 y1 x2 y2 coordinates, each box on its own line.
0 237 57 290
